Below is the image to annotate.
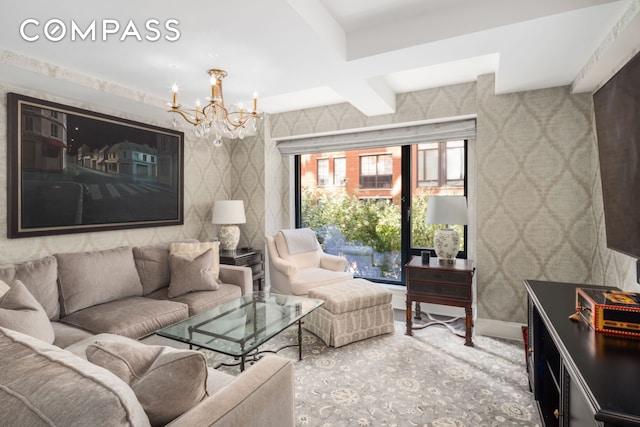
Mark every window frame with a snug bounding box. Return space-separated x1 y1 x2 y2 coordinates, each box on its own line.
294 139 468 286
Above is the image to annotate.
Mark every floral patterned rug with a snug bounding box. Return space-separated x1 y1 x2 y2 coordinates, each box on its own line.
208 321 541 427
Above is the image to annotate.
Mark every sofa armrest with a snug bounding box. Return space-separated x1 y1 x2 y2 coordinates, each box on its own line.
166 355 295 427
320 253 348 272
219 265 253 295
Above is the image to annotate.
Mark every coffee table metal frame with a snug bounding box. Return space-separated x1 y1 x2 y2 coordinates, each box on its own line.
157 292 323 371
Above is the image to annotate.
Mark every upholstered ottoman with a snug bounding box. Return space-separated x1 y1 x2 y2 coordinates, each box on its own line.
305 278 394 347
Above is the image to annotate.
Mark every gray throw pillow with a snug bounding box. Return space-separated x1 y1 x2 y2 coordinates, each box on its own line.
86 339 208 426
169 241 221 283
0 280 55 344
168 248 219 298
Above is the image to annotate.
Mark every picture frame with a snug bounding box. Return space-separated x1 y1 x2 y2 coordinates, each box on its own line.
6 92 184 238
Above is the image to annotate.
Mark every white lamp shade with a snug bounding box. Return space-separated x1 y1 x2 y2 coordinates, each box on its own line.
212 200 246 225
425 196 468 226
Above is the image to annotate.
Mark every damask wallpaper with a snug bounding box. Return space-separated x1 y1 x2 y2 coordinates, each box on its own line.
0 54 636 325
266 76 637 324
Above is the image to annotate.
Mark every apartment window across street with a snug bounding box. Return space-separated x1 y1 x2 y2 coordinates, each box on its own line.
360 154 392 189
417 141 464 188
333 157 346 186
317 158 329 186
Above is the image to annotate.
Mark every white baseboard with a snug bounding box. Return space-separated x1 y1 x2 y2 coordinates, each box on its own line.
387 285 525 342
474 318 525 342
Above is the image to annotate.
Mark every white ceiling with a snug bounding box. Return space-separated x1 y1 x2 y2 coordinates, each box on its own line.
0 0 637 123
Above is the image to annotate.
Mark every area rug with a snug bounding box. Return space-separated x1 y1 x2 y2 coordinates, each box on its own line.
206 321 541 427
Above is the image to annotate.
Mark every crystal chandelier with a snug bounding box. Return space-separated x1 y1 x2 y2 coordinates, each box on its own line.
168 69 260 146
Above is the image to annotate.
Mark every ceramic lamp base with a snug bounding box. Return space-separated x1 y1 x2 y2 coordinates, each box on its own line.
219 224 240 251
433 228 460 260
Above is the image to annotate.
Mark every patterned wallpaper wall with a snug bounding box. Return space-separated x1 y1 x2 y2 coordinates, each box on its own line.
475 75 597 322
1 52 636 324
266 75 637 324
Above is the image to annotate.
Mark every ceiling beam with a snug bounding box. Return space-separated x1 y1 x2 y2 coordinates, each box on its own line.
286 0 346 60
330 76 396 116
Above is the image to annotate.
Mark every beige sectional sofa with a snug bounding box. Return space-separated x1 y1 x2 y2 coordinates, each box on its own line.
0 241 295 426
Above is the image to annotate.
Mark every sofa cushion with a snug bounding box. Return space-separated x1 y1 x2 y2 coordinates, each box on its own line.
60 296 189 340
289 268 353 296
168 249 218 298
86 339 208 427
0 326 151 427
133 240 200 296
169 241 221 283
56 246 143 316
146 282 242 316
274 231 321 268
51 321 95 349
0 280 55 344
133 243 172 296
0 256 60 320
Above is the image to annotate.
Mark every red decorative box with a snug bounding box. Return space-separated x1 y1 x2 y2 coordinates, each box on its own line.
576 287 640 338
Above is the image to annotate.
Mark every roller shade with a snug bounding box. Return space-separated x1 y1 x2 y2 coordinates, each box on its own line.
275 118 476 155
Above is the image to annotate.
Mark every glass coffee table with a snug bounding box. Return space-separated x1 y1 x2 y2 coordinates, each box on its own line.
157 292 324 371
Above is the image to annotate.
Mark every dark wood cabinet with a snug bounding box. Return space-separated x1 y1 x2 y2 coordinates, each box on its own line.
220 249 264 291
525 280 640 427
405 256 475 346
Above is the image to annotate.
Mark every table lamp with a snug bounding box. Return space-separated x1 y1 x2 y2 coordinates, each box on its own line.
211 200 246 251
425 195 468 262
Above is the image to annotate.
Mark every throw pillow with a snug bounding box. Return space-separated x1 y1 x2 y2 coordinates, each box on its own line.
169 241 221 283
0 280 55 344
168 249 218 298
86 340 208 426
0 279 10 297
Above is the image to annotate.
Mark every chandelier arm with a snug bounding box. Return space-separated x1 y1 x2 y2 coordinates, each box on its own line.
225 112 259 128
168 107 208 126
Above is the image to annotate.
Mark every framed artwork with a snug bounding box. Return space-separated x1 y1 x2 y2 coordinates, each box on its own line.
6 93 184 238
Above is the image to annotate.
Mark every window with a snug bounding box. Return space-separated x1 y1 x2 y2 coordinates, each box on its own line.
297 140 467 285
333 157 346 186
445 140 465 187
50 123 58 138
143 154 147 162
24 115 34 132
360 154 392 188
417 140 465 188
317 158 329 186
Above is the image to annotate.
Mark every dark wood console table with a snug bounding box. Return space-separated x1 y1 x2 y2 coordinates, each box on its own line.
405 256 475 346
525 279 640 426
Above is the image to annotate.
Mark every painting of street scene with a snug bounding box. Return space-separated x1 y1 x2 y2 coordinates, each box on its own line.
8 94 183 238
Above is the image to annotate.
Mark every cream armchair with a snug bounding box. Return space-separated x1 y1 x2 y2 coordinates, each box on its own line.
266 228 352 296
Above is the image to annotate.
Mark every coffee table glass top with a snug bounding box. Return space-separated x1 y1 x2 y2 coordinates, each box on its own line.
157 292 323 357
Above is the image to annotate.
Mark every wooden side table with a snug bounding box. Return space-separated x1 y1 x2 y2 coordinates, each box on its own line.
219 248 264 291
405 256 475 346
